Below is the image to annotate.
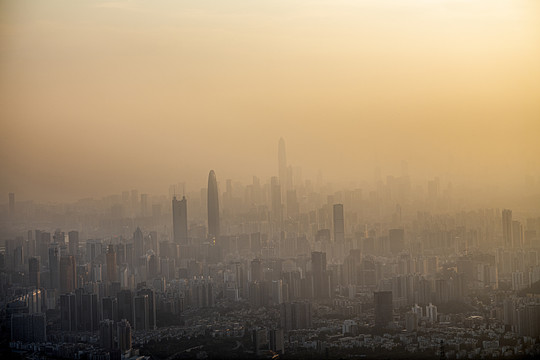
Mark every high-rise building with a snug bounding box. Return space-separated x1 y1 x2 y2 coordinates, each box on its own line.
280 301 313 331
333 204 344 243
374 291 393 328
28 257 40 289
207 170 220 239
81 293 99 332
172 195 188 244
502 209 513 248
140 193 148 217
311 252 330 299
133 227 143 261
48 244 60 290
68 231 79 257
251 259 264 282
106 244 117 283
59 255 76 294
102 296 118 322
117 319 132 353
137 288 156 330
60 293 77 331
11 313 46 343
133 294 149 330
512 220 524 249
269 328 284 354
117 290 133 325
426 302 438 323
99 319 115 350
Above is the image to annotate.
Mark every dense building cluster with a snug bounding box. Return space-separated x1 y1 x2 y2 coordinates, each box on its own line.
1 140 540 359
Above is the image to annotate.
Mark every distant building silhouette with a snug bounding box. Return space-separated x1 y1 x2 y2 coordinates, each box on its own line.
11 313 46 343
106 244 117 283
68 231 79 257
133 294 149 330
59 255 76 294
99 319 115 350
374 291 393 328
60 293 77 331
207 170 220 239
117 319 132 353
133 227 143 261
172 195 188 244
502 209 513 248
333 204 344 243
48 244 60 291
28 257 40 289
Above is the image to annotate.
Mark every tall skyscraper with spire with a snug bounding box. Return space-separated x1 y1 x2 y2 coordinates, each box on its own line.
207 170 220 239
172 195 188 244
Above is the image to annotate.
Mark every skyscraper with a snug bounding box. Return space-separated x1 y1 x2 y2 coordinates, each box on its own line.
333 204 344 243
68 231 79 257
502 209 513 248
48 244 60 291
140 193 148 217
28 257 40 289
207 170 220 239
137 288 156 330
106 244 117 283
81 293 99 332
99 319 115 350
60 293 77 331
117 289 133 325
512 220 523 249
311 252 330 299
117 319 132 353
102 296 118 322
59 255 76 294
251 258 264 282
133 227 143 261
374 291 393 328
172 195 188 244
133 294 149 330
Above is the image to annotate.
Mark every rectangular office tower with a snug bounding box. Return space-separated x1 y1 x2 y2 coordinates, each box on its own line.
502 209 513 248
333 204 344 243
172 196 188 244
374 291 393 328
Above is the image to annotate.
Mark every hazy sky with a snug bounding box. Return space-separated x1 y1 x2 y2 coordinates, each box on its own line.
1 0 539 202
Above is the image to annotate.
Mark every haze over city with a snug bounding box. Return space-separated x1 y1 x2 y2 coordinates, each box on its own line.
1 1 540 360
1 0 540 202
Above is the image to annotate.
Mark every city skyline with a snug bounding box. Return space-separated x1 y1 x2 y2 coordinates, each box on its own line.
1 1 540 359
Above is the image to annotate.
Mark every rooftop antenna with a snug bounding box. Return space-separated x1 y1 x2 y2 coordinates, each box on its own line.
183 183 185 197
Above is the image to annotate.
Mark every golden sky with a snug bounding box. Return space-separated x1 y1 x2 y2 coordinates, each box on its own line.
1 0 539 201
